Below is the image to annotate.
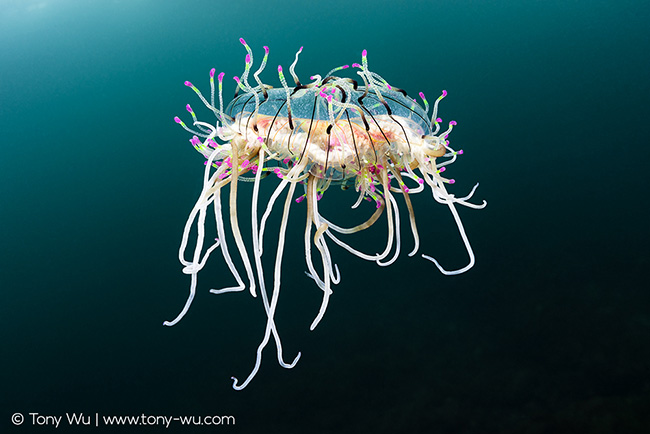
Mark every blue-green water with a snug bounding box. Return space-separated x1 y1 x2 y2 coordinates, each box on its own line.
1 0 649 432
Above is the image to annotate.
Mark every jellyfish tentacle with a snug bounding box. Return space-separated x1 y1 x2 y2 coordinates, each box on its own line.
303 178 324 289
307 175 333 330
251 147 267 293
375 178 395 263
165 148 225 326
390 169 420 257
258 154 310 256
377 192 401 267
324 196 385 234
455 183 487 209
317 191 386 261
375 167 401 267
232 181 301 390
228 139 257 297
163 273 198 327
421 196 476 275
269 181 302 366
420 171 482 275
209 186 246 294
250 147 300 368
311 178 340 285
351 186 366 209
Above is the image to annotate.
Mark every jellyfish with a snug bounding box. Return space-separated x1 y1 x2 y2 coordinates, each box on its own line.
165 38 486 389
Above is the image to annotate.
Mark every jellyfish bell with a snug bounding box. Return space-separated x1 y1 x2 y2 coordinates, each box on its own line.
166 38 486 389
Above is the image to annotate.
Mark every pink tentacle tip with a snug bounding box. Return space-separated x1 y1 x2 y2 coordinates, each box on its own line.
342 65 350 69
184 81 193 87
245 54 251 64
278 65 283 72
449 179 456 184
257 136 264 143
239 38 246 45
218 72 225 82
458 149 464 155
233 76 240 83
441 90 448 97
450 120 457 126
439 166 446 173
419 92 426 99
299 46 303 52
418 178 425 185
174 116 182 123
209 68 215 78
352 63 361 68
295 196 306 204
264 46 269 54
362 49 367 57
436 117 442 123
186 104 193 112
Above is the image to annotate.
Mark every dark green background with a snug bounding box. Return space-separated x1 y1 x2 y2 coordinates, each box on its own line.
1 0 649 432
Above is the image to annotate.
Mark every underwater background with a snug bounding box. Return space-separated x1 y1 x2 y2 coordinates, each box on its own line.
1 0 649 432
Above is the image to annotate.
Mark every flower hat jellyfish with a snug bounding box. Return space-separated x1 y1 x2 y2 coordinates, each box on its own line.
165 38 486 390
